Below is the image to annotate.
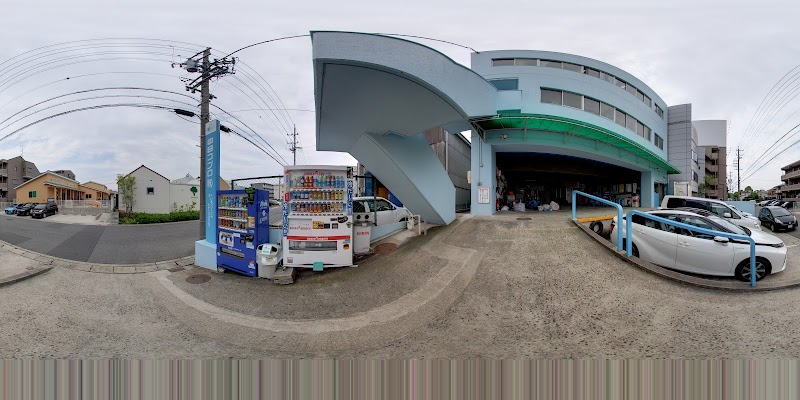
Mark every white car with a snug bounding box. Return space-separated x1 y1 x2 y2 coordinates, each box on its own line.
660 195 761 231
352 196 412 226
610 208 786 282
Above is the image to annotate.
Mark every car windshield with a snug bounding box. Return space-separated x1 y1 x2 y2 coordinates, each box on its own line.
772 208 792 217
706 215 749 236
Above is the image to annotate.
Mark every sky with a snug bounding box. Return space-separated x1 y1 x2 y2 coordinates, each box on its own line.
0 0 798 192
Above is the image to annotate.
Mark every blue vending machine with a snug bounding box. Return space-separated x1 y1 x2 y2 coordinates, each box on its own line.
216 188 270 277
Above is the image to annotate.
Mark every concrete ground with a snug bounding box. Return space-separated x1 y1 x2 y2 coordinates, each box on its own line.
45 213 115 226
4 209 800 358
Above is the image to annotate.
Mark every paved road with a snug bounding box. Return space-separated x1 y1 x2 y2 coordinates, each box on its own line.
0 215 196 263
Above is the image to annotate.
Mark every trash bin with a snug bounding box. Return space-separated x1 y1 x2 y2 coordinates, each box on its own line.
354 222 371 255
256 244 281 279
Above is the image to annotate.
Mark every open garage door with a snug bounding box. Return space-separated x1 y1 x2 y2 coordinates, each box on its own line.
495 153 643 210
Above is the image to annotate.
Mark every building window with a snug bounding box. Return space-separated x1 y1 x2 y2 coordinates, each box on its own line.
692 150 698 163
583 97 601 115
147 187 155 195
489 78 519 91
491 58 514 67
86 194 92 199
492 58 659 114
655 133 663 149
562 91 582 109
562 62 582 73
600 102 615 120
541 89 562 105
626 114 637 132
644 126 652 141
615 109 627 127
514 58 538 66
541 60 562 69
692 171 699 182
28 191 36 198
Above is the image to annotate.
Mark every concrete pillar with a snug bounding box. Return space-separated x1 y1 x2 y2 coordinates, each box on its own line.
470 132 496 216
640 170 655 208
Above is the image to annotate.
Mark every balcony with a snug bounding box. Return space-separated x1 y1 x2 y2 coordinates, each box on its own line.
706 164 718 173
782 183 800 192
709 152 719 160
706 189 720 198
781 169 800 181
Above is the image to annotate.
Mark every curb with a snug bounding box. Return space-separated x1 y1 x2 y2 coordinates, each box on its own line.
572 219 800 292
0 241 196 275
0 265 53 287
149 216 482 352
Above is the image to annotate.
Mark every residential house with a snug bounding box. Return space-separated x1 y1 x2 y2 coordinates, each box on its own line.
123 165 231 214
14 171 83 203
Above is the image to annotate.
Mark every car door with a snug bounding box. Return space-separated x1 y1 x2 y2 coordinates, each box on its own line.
759 208 773 228
630 214 678 268
370 199 396 225
674 215 736 275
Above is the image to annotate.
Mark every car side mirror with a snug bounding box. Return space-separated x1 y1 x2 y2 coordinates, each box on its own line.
723 212 732 218
713 236 729 243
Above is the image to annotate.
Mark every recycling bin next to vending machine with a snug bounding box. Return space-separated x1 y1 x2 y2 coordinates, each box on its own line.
216 188 270 277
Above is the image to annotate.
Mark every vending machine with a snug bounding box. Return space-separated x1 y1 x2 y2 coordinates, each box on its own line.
217 188 270 277
282 165 354 270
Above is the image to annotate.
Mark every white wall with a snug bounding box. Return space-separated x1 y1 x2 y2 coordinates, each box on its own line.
169 183 200 211
130 168 171 214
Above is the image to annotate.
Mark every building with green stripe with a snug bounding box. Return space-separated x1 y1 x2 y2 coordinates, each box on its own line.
312 32 686 224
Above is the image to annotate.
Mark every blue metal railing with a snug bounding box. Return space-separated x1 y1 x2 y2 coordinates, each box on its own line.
572 191 623 252
625 210 759 288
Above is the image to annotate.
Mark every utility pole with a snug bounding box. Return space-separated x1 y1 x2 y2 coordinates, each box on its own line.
736 147 743 199
175 48 236 240
288 124 298 165
198 48 210 240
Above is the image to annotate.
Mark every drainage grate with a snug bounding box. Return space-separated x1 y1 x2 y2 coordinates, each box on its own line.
168 266 185 273
374 243 398 255
517 217 532 220
185 274 211 284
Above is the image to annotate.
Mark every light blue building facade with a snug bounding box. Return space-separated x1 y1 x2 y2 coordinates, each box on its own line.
312 32 679 225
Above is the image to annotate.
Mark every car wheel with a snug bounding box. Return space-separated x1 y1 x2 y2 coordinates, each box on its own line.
734 257 771 282
590 221 604 235
621 239 639 257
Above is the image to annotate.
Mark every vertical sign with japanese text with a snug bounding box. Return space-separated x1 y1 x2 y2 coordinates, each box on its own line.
205 119 221 243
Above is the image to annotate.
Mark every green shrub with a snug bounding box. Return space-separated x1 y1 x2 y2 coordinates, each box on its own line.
119 210 200 224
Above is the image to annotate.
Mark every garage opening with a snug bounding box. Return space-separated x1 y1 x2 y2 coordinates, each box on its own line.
495 152 642 211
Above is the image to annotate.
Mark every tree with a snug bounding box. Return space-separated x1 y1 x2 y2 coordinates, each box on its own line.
698 175 717 198
117 174 136 214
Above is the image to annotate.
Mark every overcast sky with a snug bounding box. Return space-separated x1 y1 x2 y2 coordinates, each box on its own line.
1 0 798 192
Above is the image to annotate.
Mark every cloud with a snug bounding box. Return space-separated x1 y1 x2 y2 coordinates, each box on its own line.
1 0 798 193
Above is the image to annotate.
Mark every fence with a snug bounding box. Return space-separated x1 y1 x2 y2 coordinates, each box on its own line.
230 175 284 227
572 191 624 252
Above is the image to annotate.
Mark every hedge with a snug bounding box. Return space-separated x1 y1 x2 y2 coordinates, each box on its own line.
119 211 200 224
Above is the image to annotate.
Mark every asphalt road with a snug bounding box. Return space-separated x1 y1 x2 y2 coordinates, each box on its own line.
0 215 196 264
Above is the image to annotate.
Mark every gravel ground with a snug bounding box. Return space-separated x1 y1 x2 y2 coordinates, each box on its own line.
3 210 800 358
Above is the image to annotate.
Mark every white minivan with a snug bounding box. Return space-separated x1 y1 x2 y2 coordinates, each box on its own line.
660 195 761 231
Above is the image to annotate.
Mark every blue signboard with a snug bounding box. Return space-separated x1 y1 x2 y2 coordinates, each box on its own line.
205 119 221 243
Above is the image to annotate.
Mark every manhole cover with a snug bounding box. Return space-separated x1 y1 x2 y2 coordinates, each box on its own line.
185 274 211 284
517 217 532 220
374 243 398 255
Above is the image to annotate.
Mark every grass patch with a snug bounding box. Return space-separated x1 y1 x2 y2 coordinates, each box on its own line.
119 211 199 224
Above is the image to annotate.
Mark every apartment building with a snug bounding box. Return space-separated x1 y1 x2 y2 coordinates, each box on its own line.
0 156 40 202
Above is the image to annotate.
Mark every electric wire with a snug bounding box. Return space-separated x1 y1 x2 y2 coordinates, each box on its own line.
0 103 285 167
0 38 302 165
0 40 298 143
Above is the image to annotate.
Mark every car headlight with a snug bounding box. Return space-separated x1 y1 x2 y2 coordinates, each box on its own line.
776 220 784 225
